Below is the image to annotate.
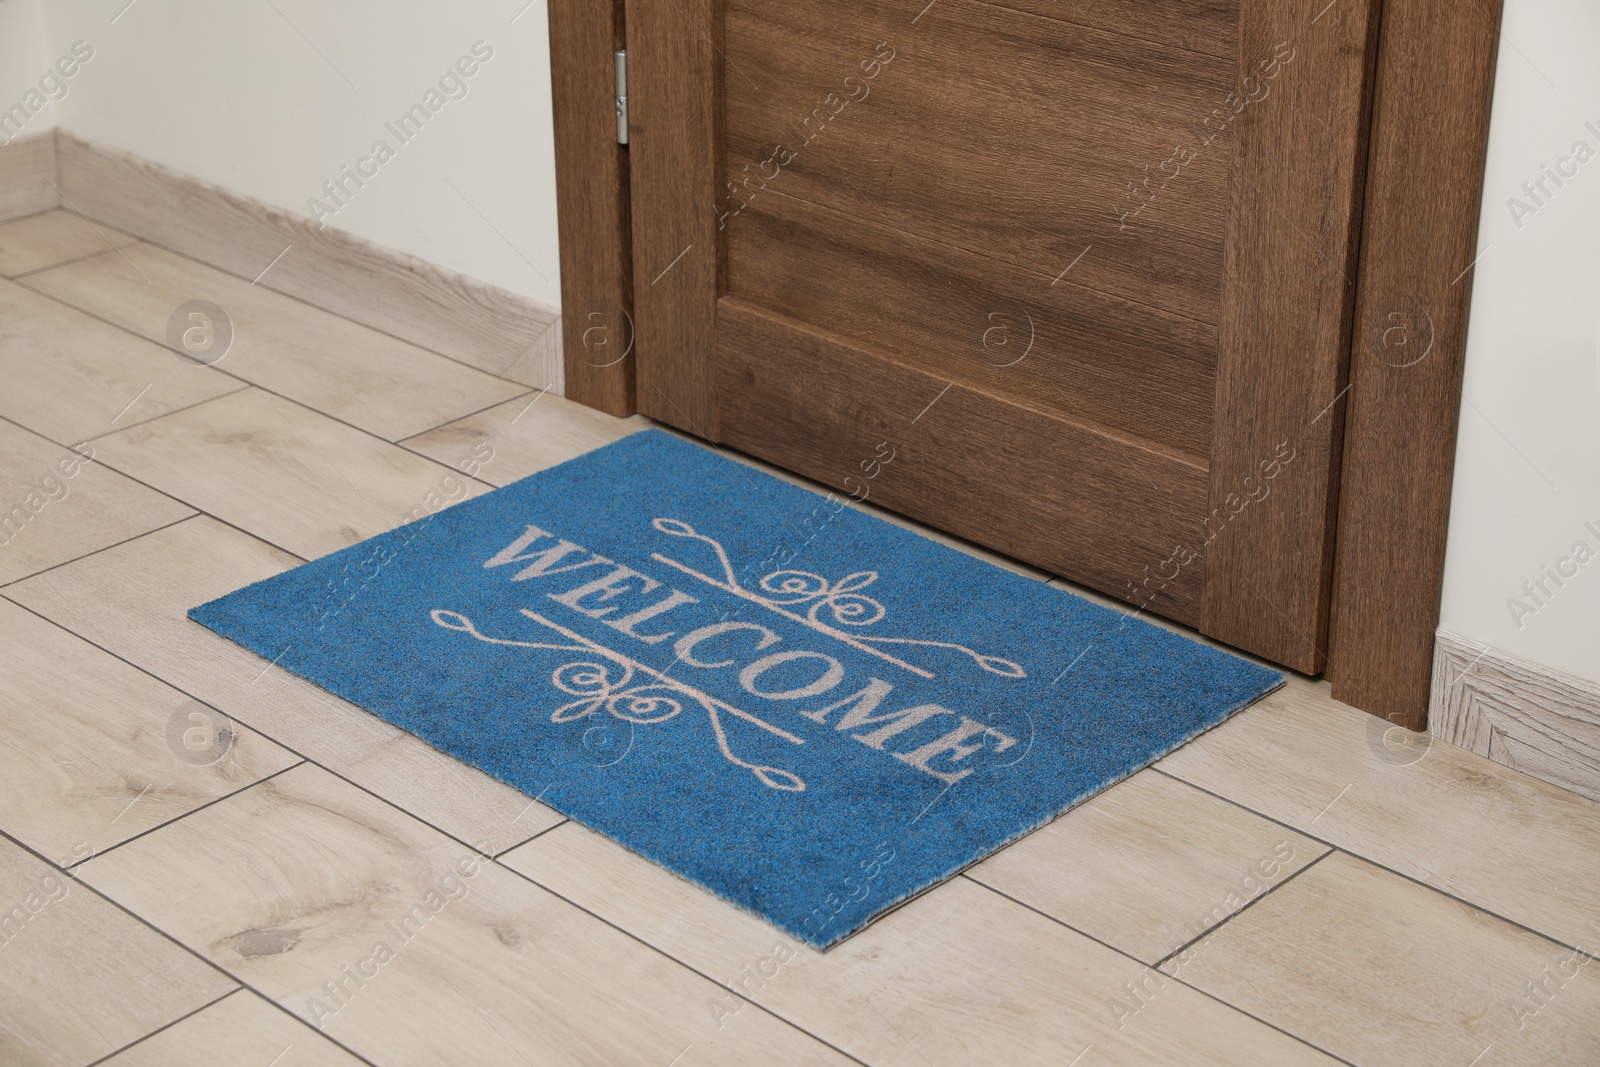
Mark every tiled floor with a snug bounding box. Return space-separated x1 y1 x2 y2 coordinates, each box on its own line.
1 209 1597 1067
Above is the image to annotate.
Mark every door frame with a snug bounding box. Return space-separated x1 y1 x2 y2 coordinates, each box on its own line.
546 0 1505 730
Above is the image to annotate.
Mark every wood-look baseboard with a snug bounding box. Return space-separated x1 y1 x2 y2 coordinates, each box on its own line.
1430 628 1600 803
0 131 60 222
48 131 563 392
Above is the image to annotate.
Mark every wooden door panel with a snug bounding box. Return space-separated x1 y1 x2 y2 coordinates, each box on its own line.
724 0 1234 323
627 0 1381 673
716 299 1212 620
728 191 1217 461
959 0 1240 59
1202 0 1382 669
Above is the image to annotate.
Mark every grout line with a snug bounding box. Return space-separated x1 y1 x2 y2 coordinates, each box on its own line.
492 818 570 860
0 512 196 591
0 205 75 228
38 220 557 385
1152 848 1333 970
490 858 872 1067
0 823 384 1067
13 265 538 452
91 382 254 439
81 987 242 1067
395 386 537 445
68 761 307 872
1149 765 1600 959
962 875 1361 1067
5 237 145 281
0 411 312 567
0 408 200 506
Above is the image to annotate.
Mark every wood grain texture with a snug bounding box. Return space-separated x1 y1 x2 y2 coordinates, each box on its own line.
0 132 58 223
0 278 242 445
1166 851 1600 1066
52 132 563 389
103 990 365 1067
627 0 722 434
79 763 855 1066
503 822 1341 1067
716 299 1211 621
968 769 1326 964
0 598 298 861
963 0 1240 58
1199 0 1380 673
0 835 235 1067
729 190 1219 461
1431 629 1600 804
0 417 193 586
1158 674 1600 954
0 209 137 276
4 516 563 855
401 391 650 487
1325 0 1504 726
88 388 483 560
25 244 528 442
724 0 1234 324
548 0 635 415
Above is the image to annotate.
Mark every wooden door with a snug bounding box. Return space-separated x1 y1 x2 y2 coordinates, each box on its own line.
614 0 1379 673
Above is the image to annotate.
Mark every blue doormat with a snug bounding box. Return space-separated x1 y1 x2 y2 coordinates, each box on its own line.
191 429 1281 948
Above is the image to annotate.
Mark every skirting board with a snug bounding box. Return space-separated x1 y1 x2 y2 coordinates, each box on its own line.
0 131 59 222
1431 628 1600 803
51 131 562 392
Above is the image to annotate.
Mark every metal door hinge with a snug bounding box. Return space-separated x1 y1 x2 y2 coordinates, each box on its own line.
614 50 629 145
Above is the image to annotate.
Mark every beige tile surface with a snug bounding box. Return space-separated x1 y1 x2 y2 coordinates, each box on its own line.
78 764 855 1066
501 822 1340 1067
23 243 528 439
0 417 192 585
0 210 137 277
0 597 299 860
88 388 482 559
402 389 651 486
968 769 1327 963
0 278 242 443
5 515 562 855
1159 676 1600 953
1166 850 1600 1067
0 834 236 1067
103 989 366 1067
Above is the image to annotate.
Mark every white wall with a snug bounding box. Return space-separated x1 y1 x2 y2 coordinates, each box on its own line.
1439 0 1600 685
32 0 560 308
0 0 56 144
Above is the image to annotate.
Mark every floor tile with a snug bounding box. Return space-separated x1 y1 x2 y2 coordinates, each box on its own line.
1165 850 1600 1067
401 390 651 487
0 279 242 444
77 764 854 1066
968 769 1327 963
0 834 235 1067
501 822 1341 1066
0 598 298 860
88 388 480 559
103 989 365 1067
4 516 561 856
23 244 528 440
1158 675 1600 954
0 210 137 277
0 417 192 585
